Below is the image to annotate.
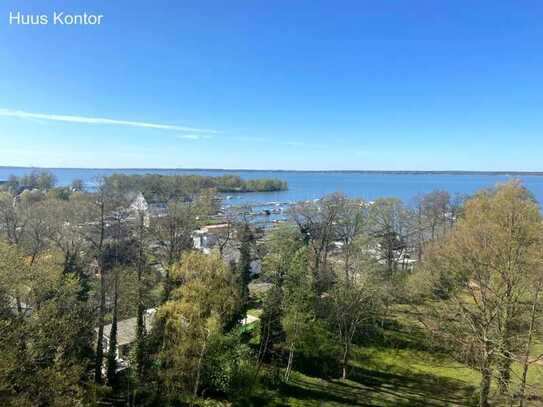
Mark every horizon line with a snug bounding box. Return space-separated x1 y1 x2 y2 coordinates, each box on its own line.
1 165 543 175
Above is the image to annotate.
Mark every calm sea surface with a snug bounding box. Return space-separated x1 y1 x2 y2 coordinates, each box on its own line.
2 167 543 206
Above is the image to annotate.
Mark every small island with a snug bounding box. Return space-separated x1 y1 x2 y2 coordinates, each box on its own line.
0 170 288 200
100 173 287 198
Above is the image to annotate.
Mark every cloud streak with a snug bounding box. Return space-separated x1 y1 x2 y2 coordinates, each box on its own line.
0 108 218 135
176 134 213 140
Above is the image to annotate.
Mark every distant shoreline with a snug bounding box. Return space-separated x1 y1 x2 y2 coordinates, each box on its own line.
1 166 543 176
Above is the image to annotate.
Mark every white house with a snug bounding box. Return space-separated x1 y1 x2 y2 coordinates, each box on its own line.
192 223 230 253
128 192 149 213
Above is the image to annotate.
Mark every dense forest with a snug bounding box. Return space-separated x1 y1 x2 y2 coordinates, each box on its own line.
0 171 542 406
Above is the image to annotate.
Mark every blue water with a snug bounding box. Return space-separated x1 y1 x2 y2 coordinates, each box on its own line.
2 167 543 206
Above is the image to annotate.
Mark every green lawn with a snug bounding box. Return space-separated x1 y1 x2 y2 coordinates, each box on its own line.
249 349 480 406
246 304 543 406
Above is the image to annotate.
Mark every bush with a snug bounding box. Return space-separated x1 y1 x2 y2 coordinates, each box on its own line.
294 321 341 379
201 331 256 399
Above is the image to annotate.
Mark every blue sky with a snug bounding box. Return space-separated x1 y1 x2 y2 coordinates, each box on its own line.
1 1 542 170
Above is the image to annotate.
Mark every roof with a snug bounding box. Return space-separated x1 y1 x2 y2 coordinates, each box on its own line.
203 223 230 230
192 223 230 237
99 308 156 347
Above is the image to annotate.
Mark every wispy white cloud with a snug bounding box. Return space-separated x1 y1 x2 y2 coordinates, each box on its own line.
0 108 319 148
176 134 213 140
0 108 218 135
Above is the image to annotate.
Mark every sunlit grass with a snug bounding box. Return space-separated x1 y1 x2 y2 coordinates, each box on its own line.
249 300 543 406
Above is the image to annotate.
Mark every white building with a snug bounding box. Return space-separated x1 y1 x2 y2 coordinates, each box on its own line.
192 223 230 253
128 192 149 213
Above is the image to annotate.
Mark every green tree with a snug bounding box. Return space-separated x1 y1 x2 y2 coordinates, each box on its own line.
290 193 344 295
257 224 303 370
417 181 543 406
0 244 93 406
368 197 412 275
151 199 196 300
327 260 382 380
133 210 149 383
82 178 126 384
0 191 27 245
281 247 314 382
201 330 254 399
233 222 254 325
71 178 85 192
155 251 238 402
106 267 120 386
